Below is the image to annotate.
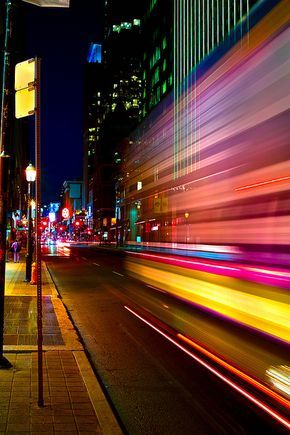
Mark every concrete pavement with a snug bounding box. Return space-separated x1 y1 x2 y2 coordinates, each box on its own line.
0 253 122 434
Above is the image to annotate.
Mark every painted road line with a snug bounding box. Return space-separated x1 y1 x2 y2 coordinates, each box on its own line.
146 284 167 294
113 271 124 277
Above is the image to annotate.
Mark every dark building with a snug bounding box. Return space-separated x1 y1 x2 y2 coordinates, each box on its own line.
0 0 29 242
142 0 260 117
84 0 145 240
83 43 106 229
141 0 173 118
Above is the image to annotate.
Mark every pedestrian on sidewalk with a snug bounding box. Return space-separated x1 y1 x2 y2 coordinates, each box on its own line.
11 239 21 263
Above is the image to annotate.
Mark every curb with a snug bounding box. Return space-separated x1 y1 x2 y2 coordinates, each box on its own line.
44 261 123 434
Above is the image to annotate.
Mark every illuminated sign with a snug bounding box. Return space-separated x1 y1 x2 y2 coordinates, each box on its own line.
49 212 56 222
62 208 69 219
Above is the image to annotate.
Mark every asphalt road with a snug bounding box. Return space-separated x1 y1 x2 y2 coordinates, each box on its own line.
44 245 288 434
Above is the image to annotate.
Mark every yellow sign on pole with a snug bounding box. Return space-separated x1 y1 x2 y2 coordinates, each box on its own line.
15 58 36 118
15 58 35 91
15 87 36 119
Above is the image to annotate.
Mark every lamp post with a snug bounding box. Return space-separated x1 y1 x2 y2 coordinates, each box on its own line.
184 212 190 247
25 163 36 282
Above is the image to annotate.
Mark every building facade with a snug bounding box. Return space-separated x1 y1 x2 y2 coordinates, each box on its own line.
118 0 281 247
83 0 145 241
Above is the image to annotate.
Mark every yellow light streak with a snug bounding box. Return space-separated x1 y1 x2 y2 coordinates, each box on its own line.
126 260 290 343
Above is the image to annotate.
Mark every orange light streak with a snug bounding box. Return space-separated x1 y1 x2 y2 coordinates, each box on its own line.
124 305 290 430
235 176 290 192
177 333 290 409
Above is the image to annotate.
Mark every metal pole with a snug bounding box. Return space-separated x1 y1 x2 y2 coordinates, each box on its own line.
0 0 12 369
0 0 12 152
25 182 33 282
35 57 44 407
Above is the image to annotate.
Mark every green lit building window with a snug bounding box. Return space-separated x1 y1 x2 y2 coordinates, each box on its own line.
155 66 159 84
162 81 167 94
121 22 132 30
133 19 141 26
149 0 157 13
155 46 160 61
162 36 167 50
113 25 120 33
162 58 167 72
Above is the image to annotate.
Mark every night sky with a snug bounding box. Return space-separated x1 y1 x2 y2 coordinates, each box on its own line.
21 0 103 204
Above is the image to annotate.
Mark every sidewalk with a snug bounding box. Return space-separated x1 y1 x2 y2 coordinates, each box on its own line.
0 254 122 434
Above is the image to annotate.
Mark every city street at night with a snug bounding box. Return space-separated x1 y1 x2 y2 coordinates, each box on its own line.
44 243 289 433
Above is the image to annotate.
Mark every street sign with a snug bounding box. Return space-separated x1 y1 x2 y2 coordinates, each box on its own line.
15 87 35 119
15 58 35 91
15 58 36 118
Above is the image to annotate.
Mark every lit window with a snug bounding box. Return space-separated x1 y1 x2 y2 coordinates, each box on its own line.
162 81 167 94
133 19 140 26
125 101 131 110
113 25 121 33
155 66 159 83
121 22 132 30
155 46 160 61
162 58 167 72
137 181 142 190
113 83 118 89
162 36 167 50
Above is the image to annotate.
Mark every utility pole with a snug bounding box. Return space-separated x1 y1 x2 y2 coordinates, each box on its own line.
0 0 12 369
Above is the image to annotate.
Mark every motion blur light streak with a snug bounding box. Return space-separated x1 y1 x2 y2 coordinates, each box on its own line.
178 333 290 409
124 306 290 430
126 256 290 342
235 175 290 191
266 365 290 397
127 251 290 288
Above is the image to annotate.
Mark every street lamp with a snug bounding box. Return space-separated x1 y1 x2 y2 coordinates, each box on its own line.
184 212 190 246
25 163 36 282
